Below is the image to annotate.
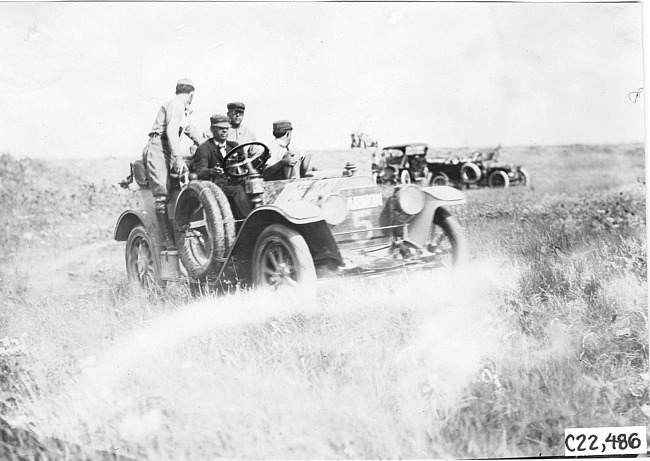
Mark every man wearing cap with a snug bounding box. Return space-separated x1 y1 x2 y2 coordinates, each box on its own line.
263 120 312 181
192 114 252 220
226 102 256 144
143 78 205 251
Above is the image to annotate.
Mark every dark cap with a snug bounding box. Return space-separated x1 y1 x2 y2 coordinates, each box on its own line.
227 102 246 111
273 120 293 132
210 114 231 128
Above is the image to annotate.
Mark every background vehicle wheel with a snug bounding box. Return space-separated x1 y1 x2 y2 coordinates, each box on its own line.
460 162 481 184
400 170 412 184
519 167 531 187
174 181 226 279
431 173 449 186
125 225 163 288
252 224 317 303
372 172 379 184
430 207 469 267
488 170 510 188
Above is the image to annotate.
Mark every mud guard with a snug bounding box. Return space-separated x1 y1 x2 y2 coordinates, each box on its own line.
406 186 466 246
114 209 162 244
215 202 342 286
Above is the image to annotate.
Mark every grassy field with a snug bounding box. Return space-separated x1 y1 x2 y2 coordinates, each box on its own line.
0 144 646 459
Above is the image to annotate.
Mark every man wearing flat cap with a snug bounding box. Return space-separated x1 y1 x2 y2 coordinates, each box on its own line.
226 102 256 144
263 120 312 181
142 78 205 251
192 114 252 219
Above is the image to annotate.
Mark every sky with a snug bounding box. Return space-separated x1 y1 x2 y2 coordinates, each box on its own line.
0 2 644 159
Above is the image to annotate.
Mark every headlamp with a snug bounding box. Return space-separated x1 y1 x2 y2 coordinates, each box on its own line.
322 194 348 225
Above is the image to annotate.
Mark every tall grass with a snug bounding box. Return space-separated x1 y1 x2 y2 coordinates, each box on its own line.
0 146 646 458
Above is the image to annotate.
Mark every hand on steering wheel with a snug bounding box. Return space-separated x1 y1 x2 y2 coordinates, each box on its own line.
221 142 270 179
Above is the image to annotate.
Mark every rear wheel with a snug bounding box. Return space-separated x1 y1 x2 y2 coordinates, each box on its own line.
125 226 163 288
488 170 510 188
252 224 317 303
429 208 469 267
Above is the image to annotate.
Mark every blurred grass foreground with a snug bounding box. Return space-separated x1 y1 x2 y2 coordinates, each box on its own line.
0 144 646 459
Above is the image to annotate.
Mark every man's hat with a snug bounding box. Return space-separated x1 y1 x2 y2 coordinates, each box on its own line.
176 78 195 88
273 120 293 132
210 114 231 128
227 102 246 111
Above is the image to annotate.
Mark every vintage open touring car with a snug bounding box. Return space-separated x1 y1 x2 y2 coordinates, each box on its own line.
371 143 432 185
427 146 531 189
115 142 469 302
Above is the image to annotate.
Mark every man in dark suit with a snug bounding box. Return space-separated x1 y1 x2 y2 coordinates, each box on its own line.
192 114 252 220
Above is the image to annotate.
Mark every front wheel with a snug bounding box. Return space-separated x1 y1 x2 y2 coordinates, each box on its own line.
400 170 412 184
519 167 531 187
125 225 163 288
251 224 317 303
429 208 469 267
488 170 510 188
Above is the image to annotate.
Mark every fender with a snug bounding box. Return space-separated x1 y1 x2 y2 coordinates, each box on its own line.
406 186 466 245
113 209 163 246
252 201 323 224
215 203 342 286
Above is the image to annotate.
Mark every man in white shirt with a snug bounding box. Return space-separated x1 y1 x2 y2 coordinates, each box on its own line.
263 120 312 181
143 78 204 250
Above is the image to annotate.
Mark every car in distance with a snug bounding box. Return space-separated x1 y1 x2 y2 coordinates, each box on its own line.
371 143 432 185
427 145 531 189
116 142 469 302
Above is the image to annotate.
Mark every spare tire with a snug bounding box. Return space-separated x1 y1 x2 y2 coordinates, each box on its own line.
204 182 236 253
174 180 228 279
460 162 481 184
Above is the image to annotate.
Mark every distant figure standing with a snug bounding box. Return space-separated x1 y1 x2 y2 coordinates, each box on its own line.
143 78 204 250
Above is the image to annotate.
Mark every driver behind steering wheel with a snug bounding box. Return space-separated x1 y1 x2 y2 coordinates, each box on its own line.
191 114 253 220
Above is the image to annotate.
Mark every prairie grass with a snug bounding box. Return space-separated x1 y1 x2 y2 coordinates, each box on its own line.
0 145 646 458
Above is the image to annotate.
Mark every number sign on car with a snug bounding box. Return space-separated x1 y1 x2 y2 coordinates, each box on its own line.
347 193 383 211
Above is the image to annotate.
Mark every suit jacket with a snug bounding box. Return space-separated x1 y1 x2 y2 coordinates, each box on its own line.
192 139 239 181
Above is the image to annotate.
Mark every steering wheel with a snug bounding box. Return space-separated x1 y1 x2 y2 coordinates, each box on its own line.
221 142 270 179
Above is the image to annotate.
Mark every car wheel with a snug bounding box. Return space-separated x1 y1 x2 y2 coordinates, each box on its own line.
519 167 531 187
430 207 469 267
252 224 317 303
372 172 379 184
126 225 163 288
488 170 510 188
460 162 481 184
174 180 227 279
431 173 449 186
400 170 412 184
